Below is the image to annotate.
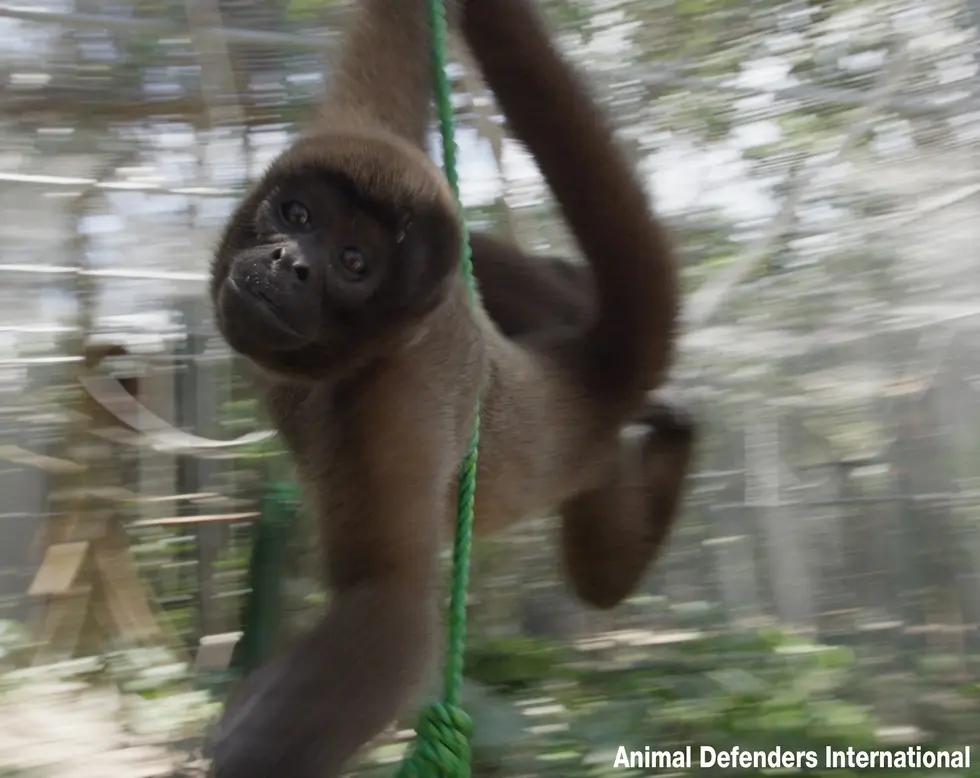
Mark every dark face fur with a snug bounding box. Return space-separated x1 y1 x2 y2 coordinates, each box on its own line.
211 167 460 380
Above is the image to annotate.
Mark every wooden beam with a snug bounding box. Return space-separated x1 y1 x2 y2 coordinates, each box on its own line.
28 541 89 596
130 511 259 528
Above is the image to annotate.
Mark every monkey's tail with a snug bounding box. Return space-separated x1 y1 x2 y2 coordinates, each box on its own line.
462 0 679 412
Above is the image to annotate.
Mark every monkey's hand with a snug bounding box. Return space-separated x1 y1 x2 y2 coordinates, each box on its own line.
208 582 438 778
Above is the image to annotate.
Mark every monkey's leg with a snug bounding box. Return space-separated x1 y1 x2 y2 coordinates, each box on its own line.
469 231 697 608
560 395 696 610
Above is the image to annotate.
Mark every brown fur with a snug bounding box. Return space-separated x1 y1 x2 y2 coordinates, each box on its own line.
470 232 593 335
206 0 689 775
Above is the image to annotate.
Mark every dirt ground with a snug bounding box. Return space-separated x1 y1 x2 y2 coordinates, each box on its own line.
0 679 212 778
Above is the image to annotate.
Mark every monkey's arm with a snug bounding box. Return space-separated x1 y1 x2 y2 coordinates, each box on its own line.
323 0 435 145
212 372 452 778
213 580 438 777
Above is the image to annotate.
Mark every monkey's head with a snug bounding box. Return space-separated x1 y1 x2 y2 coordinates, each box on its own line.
211 130 461 380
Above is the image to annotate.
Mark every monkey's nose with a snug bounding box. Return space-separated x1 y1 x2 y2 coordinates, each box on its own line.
271 245 310 282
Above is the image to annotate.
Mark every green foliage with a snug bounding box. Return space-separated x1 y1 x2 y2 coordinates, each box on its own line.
0 620 30 669
286 0 345 21
465 635 574 692
407 627 980 778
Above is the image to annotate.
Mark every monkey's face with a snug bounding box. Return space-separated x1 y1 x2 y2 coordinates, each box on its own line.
211 170 460 380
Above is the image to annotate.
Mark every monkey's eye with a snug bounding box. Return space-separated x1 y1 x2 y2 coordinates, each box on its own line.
280 201 312 229
338 246 368 279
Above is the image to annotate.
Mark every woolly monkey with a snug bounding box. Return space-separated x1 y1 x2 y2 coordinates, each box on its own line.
207 0 691 774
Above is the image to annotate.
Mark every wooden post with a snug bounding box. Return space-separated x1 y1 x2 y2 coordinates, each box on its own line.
25 345 164 663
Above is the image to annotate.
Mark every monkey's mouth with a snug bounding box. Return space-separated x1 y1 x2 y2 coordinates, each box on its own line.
221 276 306 347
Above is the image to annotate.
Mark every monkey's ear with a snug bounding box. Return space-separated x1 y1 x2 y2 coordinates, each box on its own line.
392 207 461 317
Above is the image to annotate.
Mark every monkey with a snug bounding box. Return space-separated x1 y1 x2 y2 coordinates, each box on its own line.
206 0 688 774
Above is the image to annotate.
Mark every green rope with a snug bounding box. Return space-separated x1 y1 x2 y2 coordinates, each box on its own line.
395 0 480 775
